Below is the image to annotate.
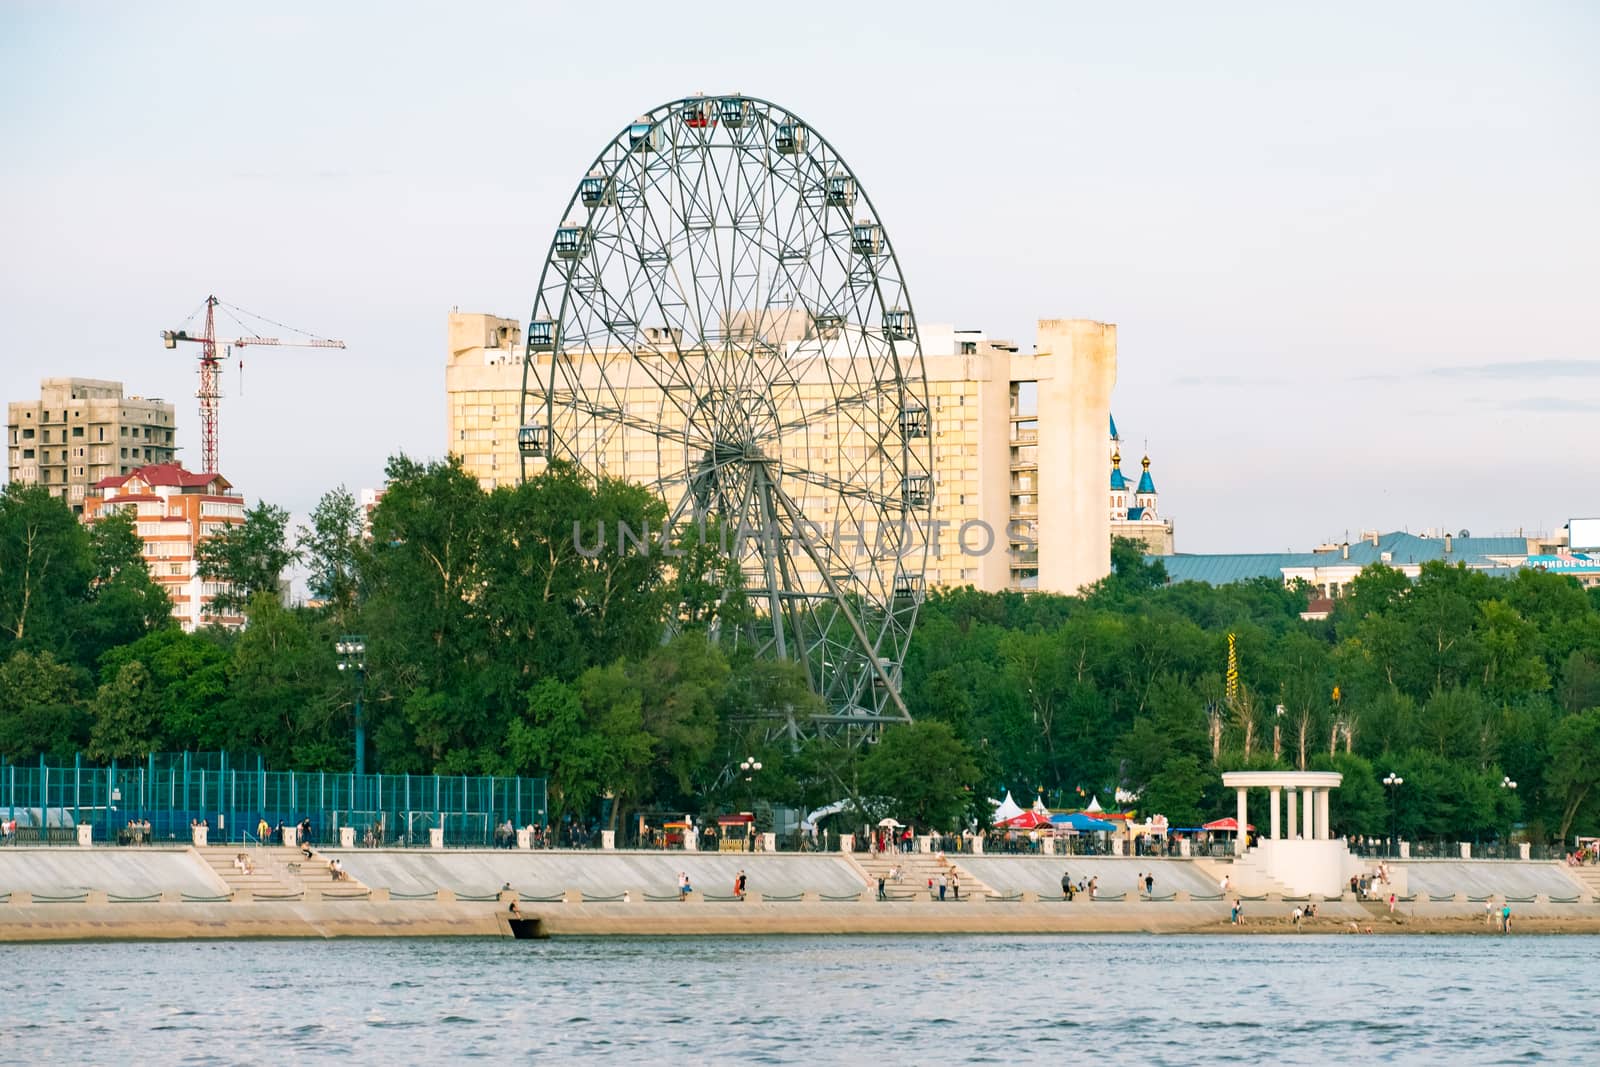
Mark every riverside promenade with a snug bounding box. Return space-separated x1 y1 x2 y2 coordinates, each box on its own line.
4 846 1600 941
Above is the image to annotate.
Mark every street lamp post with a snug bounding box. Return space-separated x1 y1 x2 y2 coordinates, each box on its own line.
739 756 762 851
739 757 763 811
1382 772 1404 859
1500 775 1518 857
336 635 368 776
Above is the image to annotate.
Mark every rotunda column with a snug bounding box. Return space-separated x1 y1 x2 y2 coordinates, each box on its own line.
1269 786 1281 840
1235 787 1248 856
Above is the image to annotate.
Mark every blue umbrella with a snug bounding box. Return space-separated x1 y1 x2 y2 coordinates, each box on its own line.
1050 812 1118 833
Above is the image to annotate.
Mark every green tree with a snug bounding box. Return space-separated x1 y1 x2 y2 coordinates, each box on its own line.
297 485 365 620
1547 707 1600 842
195 500 296 617
633 634 729 803
98 628 230 751
861 720 979 829
87 660 163 760
0 649 89 758
217 594 343 768
0 483 93 658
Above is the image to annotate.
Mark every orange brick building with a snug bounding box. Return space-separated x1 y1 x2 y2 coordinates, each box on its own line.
84 463 248 631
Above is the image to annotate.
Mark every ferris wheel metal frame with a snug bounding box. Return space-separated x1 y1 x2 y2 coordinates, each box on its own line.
519 93 932 740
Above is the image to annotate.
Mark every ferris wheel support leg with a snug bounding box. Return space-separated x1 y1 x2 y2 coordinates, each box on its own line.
751 472 790 662
769 485 912 722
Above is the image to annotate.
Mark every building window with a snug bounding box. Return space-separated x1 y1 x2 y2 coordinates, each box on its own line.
71 427 83 438
22 428 33 440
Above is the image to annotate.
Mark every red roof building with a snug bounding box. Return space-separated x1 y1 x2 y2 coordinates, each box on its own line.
85 463 248 631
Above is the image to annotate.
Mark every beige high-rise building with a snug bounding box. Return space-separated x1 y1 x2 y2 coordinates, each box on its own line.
6 378 177 515
446 310 1117 594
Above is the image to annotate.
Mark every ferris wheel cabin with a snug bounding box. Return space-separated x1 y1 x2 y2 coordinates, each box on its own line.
527 320 555 352
883 307 914 341
517 423 549 458
579 171 613 208
554 222 588 260
825 171 857 209
718 97 751 127
851 222 883 256
898 401 929 438
900 474 932 508
627 119 662 153
893 575 925 603
774 123 806 154
680 99 713 128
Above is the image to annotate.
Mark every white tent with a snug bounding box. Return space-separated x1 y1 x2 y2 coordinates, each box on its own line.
990 792 1024 823
1085 796 1104 813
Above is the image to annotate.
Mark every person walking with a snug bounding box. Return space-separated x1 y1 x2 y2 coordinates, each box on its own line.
1061 871 1072 900
1231 898 1243 925
938 873 947 902
1144 872 1155 896
735 870 747 900
877 875 887 901
951 873 960 901
1501 903 1512 933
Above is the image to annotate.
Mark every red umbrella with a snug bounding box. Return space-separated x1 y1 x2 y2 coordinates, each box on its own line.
1201 817 1256 833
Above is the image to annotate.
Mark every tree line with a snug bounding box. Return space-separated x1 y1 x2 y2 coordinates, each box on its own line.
2 469 1599 844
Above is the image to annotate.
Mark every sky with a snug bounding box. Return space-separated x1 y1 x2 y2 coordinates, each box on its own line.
2 2 1596 554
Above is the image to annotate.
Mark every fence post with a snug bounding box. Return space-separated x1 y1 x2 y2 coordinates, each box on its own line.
74 752 81 834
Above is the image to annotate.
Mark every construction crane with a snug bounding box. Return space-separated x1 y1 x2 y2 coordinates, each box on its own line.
162 295 346 475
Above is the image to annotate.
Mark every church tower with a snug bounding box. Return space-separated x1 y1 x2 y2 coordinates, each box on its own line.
1134 454 1158 517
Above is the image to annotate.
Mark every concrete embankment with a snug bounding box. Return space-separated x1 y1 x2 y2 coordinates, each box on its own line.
0 898 506 942
4 847 1599 941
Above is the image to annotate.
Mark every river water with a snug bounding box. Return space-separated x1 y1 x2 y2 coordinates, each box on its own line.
5 934 1593 1064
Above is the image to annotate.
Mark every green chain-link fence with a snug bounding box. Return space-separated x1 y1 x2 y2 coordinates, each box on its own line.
0 752 547 847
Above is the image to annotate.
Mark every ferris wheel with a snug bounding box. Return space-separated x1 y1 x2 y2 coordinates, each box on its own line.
519 94 932 736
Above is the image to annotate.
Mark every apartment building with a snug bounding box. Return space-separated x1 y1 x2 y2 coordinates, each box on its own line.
6 378 177 514
445 310 1118 595
84 463 248 631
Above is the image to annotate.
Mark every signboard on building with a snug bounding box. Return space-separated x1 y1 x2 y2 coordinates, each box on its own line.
1570 518 1600 551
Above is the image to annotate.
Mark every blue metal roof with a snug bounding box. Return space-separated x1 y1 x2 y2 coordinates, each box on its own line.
1151 532 1533 587
1110 468 1129 490
1110 413 1119 439
1136 469 1156 495
1126 506 1146 520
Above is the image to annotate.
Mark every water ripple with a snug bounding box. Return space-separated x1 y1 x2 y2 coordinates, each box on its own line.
4 934 1598 1062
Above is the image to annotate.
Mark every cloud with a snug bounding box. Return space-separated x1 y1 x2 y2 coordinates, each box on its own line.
1173 373 1289 387
1429 359 1600 380
1353 358 1599 384
1499 395 1600 413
